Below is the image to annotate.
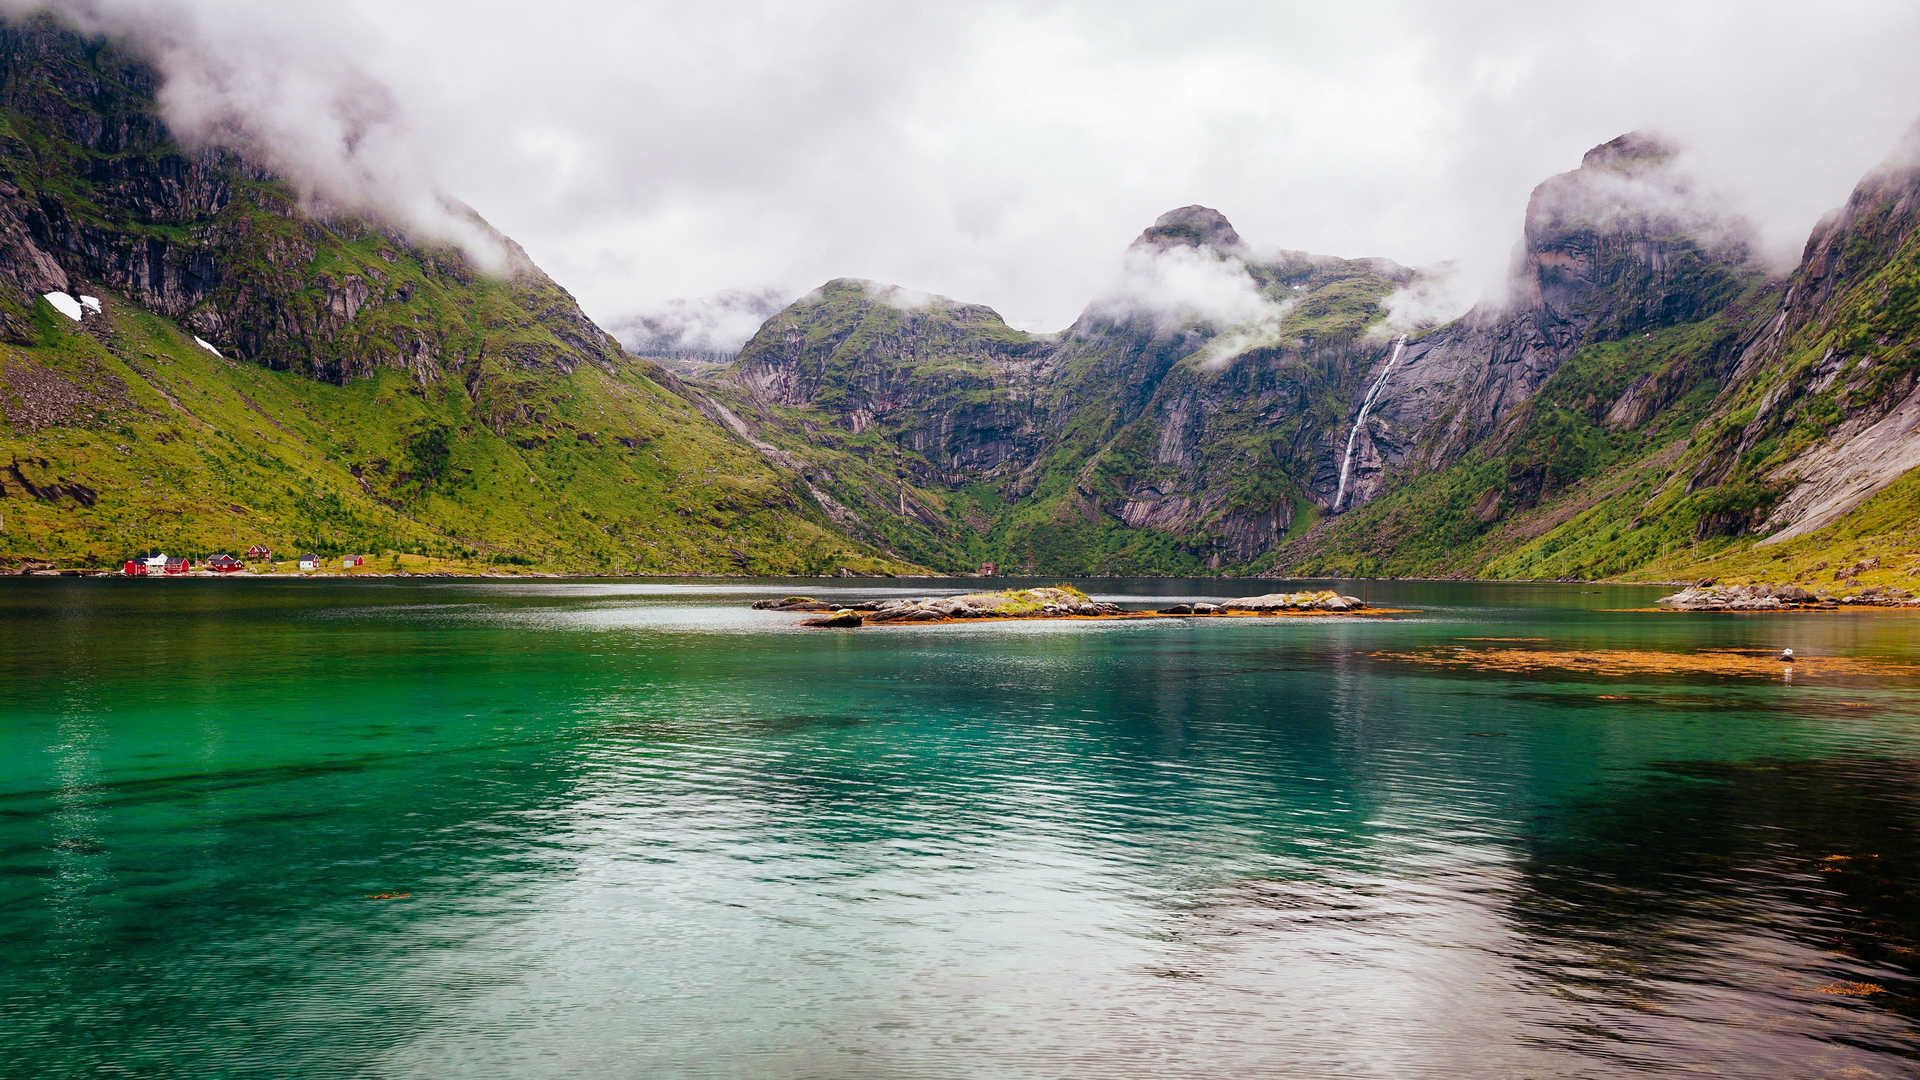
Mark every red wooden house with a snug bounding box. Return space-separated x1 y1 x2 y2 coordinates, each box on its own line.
208 554 243 573
164 557 191 575
122 559 148 576
245 545 272 561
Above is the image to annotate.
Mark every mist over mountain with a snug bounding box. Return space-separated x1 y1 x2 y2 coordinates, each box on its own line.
609 288 789 359
5 0 1919 335
4 8 1920 596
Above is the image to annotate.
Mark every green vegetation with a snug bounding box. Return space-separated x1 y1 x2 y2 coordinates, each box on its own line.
8 19 1920 587
0 297 906 573
0 23 913 576
953 585 1092 614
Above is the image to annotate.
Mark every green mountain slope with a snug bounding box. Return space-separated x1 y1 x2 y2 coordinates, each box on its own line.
0 18 901 575
1284 133 1920 591
694 137 1920 589
695 213 1413 575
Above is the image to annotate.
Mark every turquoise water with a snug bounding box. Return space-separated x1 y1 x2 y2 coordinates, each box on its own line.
4 578 1920 1077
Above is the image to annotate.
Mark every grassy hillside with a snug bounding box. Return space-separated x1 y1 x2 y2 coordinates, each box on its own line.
0 288 903 574
0 19 908 576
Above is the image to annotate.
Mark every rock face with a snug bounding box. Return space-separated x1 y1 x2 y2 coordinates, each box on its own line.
1343 132 1757 507
1690 126 1920 546
700 131 1867 579
705 223 1412 574
0 18 623 385
1131 205 1245 253
0 15 907 577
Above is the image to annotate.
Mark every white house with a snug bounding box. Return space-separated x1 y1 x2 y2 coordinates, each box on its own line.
142 552 168 570
298 553 320 571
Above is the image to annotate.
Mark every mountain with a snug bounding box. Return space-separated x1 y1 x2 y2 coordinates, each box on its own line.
695 211 1414 573
0 17 902 575
1288 130 1920 593
694 133 1920 590
6 9 1919 591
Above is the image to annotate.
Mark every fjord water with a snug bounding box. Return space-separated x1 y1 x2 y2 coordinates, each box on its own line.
5 580 1920 1078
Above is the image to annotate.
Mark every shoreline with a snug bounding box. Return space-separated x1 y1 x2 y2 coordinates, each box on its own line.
9 566 1685 585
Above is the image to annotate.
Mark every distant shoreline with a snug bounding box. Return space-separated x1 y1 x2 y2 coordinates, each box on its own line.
3 568 1692 586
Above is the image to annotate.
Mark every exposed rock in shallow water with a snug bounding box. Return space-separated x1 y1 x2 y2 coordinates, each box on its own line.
752 596 838 611
862 586 1122 624
1658 585 1788 611
1656 582 1917 610
1218 590 1367 612
770 585 1386 628
799 609 864 628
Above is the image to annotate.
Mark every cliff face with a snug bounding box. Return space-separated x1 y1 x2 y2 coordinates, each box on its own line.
0 21 620 386
704 127 1920 581
1340 132 1759 510
12 10 1920 584
0 17 899 575
1696 131 1920 543
728 278 1051 478
1283 126 1920 587
703 216 1409 573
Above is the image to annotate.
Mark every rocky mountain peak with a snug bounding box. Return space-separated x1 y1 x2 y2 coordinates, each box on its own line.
1131 205 1244 253
1579 130 1678 173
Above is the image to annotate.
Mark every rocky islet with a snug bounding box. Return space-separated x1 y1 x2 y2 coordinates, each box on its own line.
757 586 1378 627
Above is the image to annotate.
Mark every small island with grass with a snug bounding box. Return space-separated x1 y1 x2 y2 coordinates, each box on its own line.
752 585 1403 627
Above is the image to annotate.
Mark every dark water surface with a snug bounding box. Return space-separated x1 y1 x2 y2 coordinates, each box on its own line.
4 577 1920 1078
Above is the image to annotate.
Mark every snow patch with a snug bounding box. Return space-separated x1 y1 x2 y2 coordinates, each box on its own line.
79 295 102 314
193 335 222 357
42 291 82 321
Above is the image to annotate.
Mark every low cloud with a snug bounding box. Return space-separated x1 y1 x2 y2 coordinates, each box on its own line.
609 288 787 356
6 1 1919 334
1093 245 1288 332
1087 243 1299 368
1376 264 1477 335
6 0 513 269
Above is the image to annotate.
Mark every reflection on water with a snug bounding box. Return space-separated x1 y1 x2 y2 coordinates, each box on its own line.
1 578 1919 1077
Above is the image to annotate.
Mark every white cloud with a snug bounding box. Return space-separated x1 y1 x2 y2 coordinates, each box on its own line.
1094 245 1280 331
10 0 1920 346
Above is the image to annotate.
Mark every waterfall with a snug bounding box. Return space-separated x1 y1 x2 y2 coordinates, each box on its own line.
1333 334 1408 512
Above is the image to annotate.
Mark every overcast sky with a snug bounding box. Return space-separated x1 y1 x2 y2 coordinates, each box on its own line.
19 0 1920 344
